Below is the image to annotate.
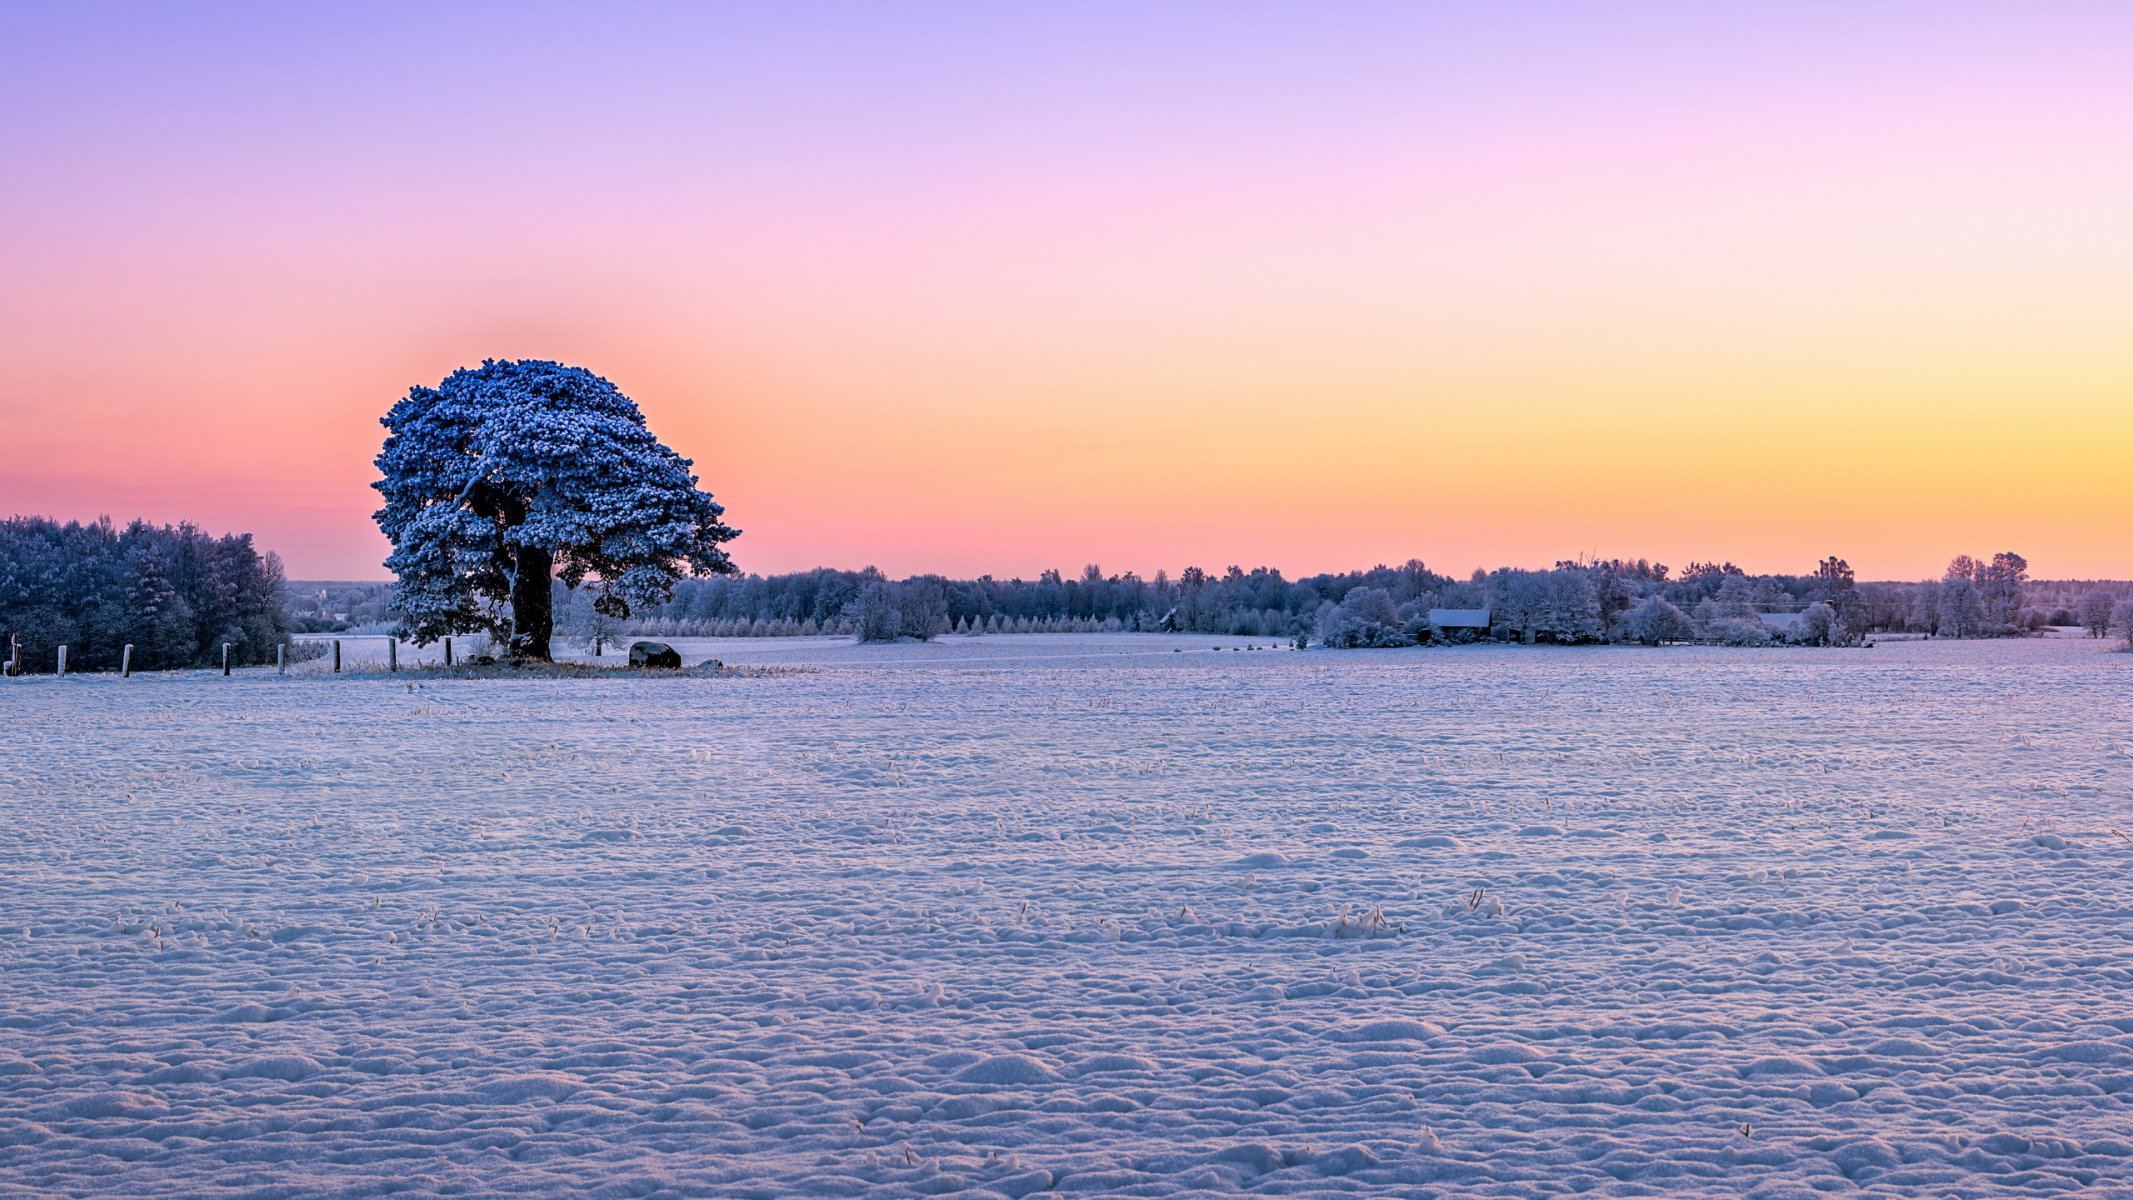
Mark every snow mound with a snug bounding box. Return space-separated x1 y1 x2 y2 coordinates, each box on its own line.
951 1054 1060 1085
1331 1019 1446 1042
224 1055 320 1082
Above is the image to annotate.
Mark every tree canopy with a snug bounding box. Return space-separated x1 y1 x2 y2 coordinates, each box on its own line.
0 516 291 672
372 359 737 659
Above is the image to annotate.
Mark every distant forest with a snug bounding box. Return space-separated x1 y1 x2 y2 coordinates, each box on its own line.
12 519 2128 672
0 516 293 671
290 554 2133 649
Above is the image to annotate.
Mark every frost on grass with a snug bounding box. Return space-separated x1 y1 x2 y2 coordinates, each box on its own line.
1 633 2130 1198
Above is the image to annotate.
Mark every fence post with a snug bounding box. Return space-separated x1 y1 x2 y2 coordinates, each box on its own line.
333 640 342 673
444 637 453 667
57 645 67 676
276 644 286 674
122 644 134 677
388 638 398 672
222 643 232 676
6 635 17 677
594 636 602 657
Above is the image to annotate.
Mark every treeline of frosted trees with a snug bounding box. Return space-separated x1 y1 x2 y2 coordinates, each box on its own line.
592 563 1387 642
303 548 2124 651
1316 552 2049 648
623 611 1152 639
0 516 294 671
563 552 2078 647
2016 580 2133 641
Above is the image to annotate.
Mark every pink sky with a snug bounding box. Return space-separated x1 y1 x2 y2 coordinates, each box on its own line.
4 3 2129 580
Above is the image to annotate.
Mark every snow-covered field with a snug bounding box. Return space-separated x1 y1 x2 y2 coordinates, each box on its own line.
4 633 2132 1198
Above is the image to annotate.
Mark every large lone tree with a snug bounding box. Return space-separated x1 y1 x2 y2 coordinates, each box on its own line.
373 359 738 661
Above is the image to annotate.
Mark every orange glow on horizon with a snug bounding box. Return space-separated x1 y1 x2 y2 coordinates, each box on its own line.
4 6 2129 581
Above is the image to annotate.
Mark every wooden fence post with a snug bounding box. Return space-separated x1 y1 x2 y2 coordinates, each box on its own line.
388 638 398 672
6 635 17 677
333 640 342 673
222 643 232 676
444 637 453 667
276 644 286 674
57 645 67 676
122 644 134 677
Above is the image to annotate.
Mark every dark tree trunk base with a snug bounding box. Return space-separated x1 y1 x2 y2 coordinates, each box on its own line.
510 544 555 662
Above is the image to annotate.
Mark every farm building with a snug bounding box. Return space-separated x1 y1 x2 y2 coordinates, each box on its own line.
1428 608 1493 636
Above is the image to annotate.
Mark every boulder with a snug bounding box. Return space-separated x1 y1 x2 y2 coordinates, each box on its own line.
629 640 683 669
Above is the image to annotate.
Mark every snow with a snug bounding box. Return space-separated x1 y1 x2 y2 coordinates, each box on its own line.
3 632 2131 1198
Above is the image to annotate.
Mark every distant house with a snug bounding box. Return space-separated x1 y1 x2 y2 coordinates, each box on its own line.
1428 607 1492 634
1757 611 1803 634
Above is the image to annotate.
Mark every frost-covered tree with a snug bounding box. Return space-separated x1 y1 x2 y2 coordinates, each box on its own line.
849 581 902 642
372 360 737 661
1711 574 1760 621
1811 556 1860 629
897 578 952 641
845 578 951 643
1711 617 1772 646
2078 589 2114 638
1979 552 2028 631
1616 594 1695 646
1795 601 1838 645
558 585 623 654
1937 557 1983 638
1318 586 1412 648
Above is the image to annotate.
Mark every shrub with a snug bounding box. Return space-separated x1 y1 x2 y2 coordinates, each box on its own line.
1615 595 1695 646
1712 618 1772 647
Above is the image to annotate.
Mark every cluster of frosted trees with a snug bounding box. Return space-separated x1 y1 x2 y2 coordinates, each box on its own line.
1313 552 2043 649
0 516 294 671
613 563 1342 637
1899 553 2033 638
2071 590 2133 645
315 548 2091 651
1312 558 1845 648
620 611 1143 641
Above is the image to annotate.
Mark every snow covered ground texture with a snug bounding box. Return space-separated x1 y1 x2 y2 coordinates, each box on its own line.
4 633 2132 1199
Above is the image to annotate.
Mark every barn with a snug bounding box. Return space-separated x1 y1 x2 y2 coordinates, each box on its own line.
1758 611 1804 635
1427 608 1493 640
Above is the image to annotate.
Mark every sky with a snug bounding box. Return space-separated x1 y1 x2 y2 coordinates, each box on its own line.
3 2 2129 582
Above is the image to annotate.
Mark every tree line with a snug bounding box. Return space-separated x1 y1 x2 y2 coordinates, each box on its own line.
532 549 2124 648
300 556 2133 647
1314 553 2039 648
7 515 2124 667
0 516 293 671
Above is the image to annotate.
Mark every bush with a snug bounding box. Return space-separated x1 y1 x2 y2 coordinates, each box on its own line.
847 578 951 642
1318 588 1416 648
1794 602 1837 645
1615 595 1695 645
896 578 951 640
1712 618 1772 647
849 582 902 643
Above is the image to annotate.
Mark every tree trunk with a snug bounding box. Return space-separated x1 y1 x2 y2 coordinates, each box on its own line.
510 544 555 661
